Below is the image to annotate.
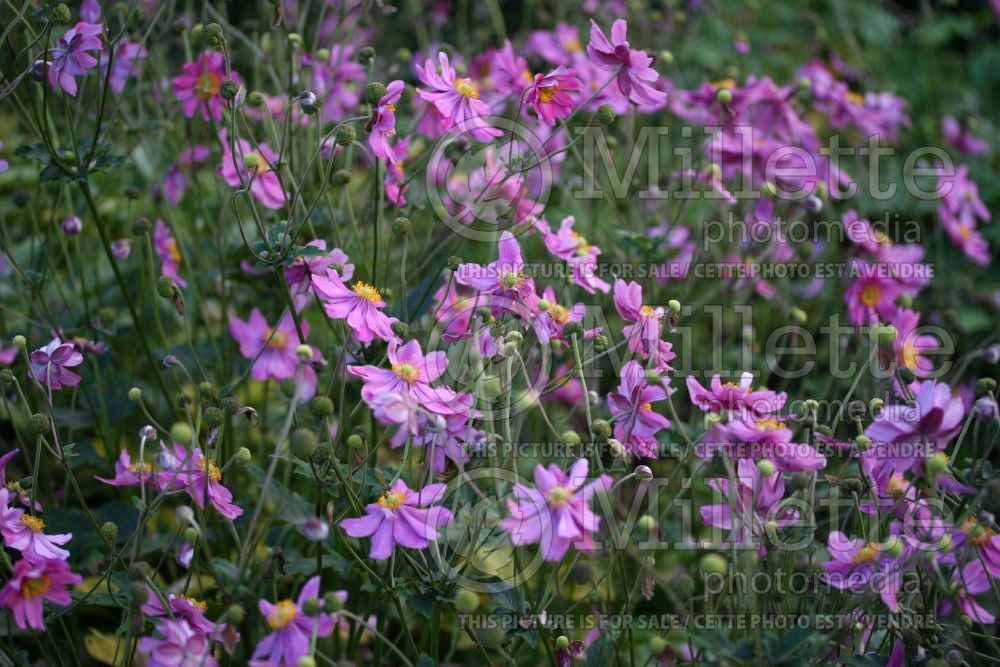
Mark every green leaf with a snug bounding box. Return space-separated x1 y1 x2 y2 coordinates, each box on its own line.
247 464 313 522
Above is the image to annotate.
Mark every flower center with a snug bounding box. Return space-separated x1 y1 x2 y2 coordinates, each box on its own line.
164 238 182 263
180 595 208 610
851 542 881 565
128 461 152 475
550 304 570 325
378 489 407 510
960 518 993 546
21 514 45 533
571 232 592 256
958 224 972 241
859 284 880 308
498 271 525 292
546 485 574 508
352 281 383 303
901 342 918 370
194 72 221 101
538 83 560 103
266 327 289 349
755 417 784 432
639 305 659 318
639 402 653 411
21 575 52 600
245 152 270 175
454 78 480 99
198 456 222 482
392 362 420 383
267 599 299 629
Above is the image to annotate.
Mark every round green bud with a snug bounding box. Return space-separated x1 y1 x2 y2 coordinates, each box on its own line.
170 421 193 445
855 435 871 451
593 334 608 352
700 553 728 576
302 596 322 616
596 104 616 126
390 321 409 337
453 589 480 613
898 293 913 308
203 407 225 428
336 126 356 147
97 307 117 328
762 181 778 198
198 382 216 400
130 582 150 605
298 658 316 667
537 298 551 312
869 398 885 414
309 396 335 419
512 390 540 414
291 344 312 362
561 430 581 446
946 650 964 667
235 447 252 465
29 413 50 434
555 636 570 650
659 50 674 65
127 561 151 580
323 592 344 611
129 217 151 236
184 527 199 542
203 23 225 48
0 369 13 385
592 419 612 439
243 153 261 171
975 377 997 397
287 32 302 47
716 88 733 104
791 306 807 324
667 299 681 314
315 48 330 62
100 521 119 541
392 216 411 236
563 321 584 338
220 79 240 101
667 572 695 599
291 427 318 458
365 81 388 104
128 387 142 401
226 604 245 624
926 452 949 476
396 47 412 62
757 459 776 476
649 636 669 653
636 514 658 532
347 434 364 449
357 46 375 64
872 324 897 344
884 536 904 558
156 276 176 298
247 90 266 108
51 4 72 24
841 477 864 494
446 256 463 270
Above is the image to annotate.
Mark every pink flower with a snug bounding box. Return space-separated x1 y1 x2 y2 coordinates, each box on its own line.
46 22 103 96
29 337 83 390
607 360 671 458
349 338 471 415
304 47 365 123
311 270 397 344
415 52 502 142
251 576 337 667
340 480 454 560
612 279 675 369
686 372 786 417
538 216 610 294
367 80 404 161
940 560 996 624
153 218 187 288
156 441 243 520
0 493 72 561
161 145 209 206
107 40 147 93
229 308 312 390
172 51 240 122
942 115 988 155
586 19 666 106
138 618 219 667
96 449 154 487
0 557 82 631
526 67 582 125
822 531 904 612
218 129 286 210
141 592 218 635
500 459 611 561
939 164 992 266
0 451 40 510
891 309 938 378
707 415 827 472
843 261 904 326
456 231 537 308
864 380 964 469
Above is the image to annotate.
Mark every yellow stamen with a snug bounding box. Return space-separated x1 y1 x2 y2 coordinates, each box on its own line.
859 284 880 308
267 599 298 629
21 575 51 600
198 456 222 482
378 489 407 510
352 281 383 303
547 485 574 508
454 78 480 99
538 84 560 103
392 362 420 382
21 515 45 533
194 72 221 101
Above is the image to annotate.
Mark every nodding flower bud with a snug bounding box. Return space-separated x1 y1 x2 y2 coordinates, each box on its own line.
757 459 776 476
330 169 351 185
667 299 681 314
392 216 411 236
389 321 409 338
634 464 654 480
220 79 240 101
715 88 733 104
298 90 318 114
291 427 318 458
699 553 728 576
128 387 142 401
563 321 585 338
346 434 364 449
226 604 246 624
235 447 252 465
170 421 193 445
301 596 322 617
308 396 335 419
298 657 316 667
804 194 823 213
61 215 83 235
128 561 152 581
593 334 608 352
854 435 871 451
791 306 807 324
555 636 570 650
561 430 581 445
203 22 225 48
247 90 266 108
659 49 674 64
869 398 885 414
596 104 616 126
203 407 225 428
981 344 1000 365
0 369 14 385
51 3 72 23
100 521 119 542
315 48 330 62
973 396 999 422
295 344 313 361
139 425 156 440
365 81 388 104
336 126 356 147
183 527 199 542
132 217 151 235
29 413 50 434
357 46 375 64
243 153 261 171
156 276 176 298
872 324 896 344
287 32 302 47
129 582 150 605
592 419 612 439
976 377 997 396
323 592 344 611
299 517 330 542
453 589 479 613
163 354 179 367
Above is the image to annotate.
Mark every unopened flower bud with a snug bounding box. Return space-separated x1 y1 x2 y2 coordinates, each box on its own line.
757 459 776 476
243 153 261 171
635 464 653 480
130 582 149 605
323 592 344 611
716 88 733 104
593 334 608 352
302 596 322 616
203 23 225 48
982 344 1000 364
592 419 612 439
29 413 50 434
975 377 997 397
291 427 318 458
0 369 13 385
235 447 251 465
667 299 681 314
357 46 375 64
446 255 463 270
61 215 82 235
140 425 156 440
128 387 142 401
220 79 240 101
392 216 411 236
555 636 570 650
101 521 119 542
309 396 335 418
365 81 387 104
973 396 998 422
203 407 225 428
561 430 581 445
298 90 318 114
315 48 330 62
156 276 176 298
336 126 356 147
170 421 193 445
854 435 871 451
226 604 245 624
297 657 316 667
596 104 616 126
247 90 266 108
295 344 313 361
347 434 364 449
700 553 728 575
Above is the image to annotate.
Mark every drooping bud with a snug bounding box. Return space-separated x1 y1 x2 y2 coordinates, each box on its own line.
596 104 616 126
365 81 387 104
